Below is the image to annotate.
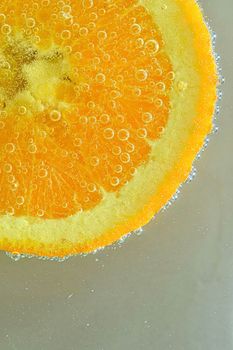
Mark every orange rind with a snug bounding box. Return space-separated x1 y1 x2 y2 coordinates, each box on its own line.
0 0 217 258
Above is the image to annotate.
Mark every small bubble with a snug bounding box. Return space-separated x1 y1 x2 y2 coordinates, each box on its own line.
111 177 120 187
6 207 14 216
8 174 15 183
103 128 114 140
16 196 25 206
18 106 27 115
120 153 130 163
5 143 16 153
136 38 144 48
126 142 135 153
0 121 5 129
130 24 141 35
26 18 36 28
3 163 12 173
145 39 159 53
79 27 88 36
137 128 147 138
112 145 121 156
50 110 61 122
135 69 148 82
1 24 11 35
118 129 130 141
87 183 97 192
142 112 154 123
130 167 137 176
156 82 166 92
37 209 45 217
38 168 48 178
100 113 110 124
97 30 107 40
82 0 94 9
95 73 106 84
114 164 123 173
90 156 99 167
28 144 37 154
61 30 71 40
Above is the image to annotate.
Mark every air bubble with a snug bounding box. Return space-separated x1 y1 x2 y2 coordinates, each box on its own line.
95 73 106 84
103 128 114 140
79 27 89 36
135 69 148 82
28 144 37 154
90 156 100 167
5 143 16 153
37 209 45 217
120 152 130 163
130 24 142 35
26 18 36 28
142 112 153 123
118 129 130 141
112 146 121 156
16 196 25 205
18 106 27 115
100 113 110 124
61 30 71 40
1 24 11 35
82 0 94 9
3 163 12 173
97 30 107 40
110 177 120 187
114 164 123 173
38 168 48 178
137 128 147 138
145 39 159 53
87 183 96 192
50 110 61 121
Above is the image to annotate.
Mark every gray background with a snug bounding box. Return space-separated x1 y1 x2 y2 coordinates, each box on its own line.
0 1 232 349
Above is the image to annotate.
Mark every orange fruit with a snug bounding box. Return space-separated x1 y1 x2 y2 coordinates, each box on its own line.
0 0 217 258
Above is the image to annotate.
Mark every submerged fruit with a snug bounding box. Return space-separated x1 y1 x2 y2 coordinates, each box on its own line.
0 0 217 257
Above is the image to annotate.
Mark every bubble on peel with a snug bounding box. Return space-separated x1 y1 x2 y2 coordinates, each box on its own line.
50 110 61 122
110 177 120 187
103 128 114 140
5 143 16 153
135 69 148 82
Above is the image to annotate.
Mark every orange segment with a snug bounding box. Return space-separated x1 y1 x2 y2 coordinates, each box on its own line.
0 0 217 257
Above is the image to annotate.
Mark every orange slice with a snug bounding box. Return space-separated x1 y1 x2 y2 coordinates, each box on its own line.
0 0 217 258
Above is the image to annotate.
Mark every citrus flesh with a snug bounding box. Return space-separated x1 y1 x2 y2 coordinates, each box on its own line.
0 0 217 257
